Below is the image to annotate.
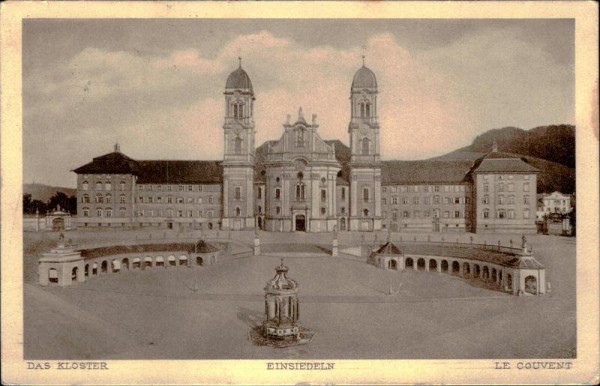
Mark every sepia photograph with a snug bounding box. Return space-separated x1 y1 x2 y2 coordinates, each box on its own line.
2 1 598 385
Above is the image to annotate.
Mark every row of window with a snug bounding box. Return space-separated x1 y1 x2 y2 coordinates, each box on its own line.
483 182 529 192
384 210 465 220
82 181 220 193
137 196 217 204
482 195 530 205
139 184 219 192
382 185 469 193
82 208 218 218
482 209 530 219
81 194 219 205
382 196 471 205
482 174 530 180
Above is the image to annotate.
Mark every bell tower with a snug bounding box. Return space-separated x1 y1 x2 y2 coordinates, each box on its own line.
348 58 382 231
222 58 256 230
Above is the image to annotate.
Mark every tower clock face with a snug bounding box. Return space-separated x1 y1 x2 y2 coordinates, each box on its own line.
359 126 369 136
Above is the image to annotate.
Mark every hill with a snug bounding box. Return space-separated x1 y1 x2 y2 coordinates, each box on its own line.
467 124 575 168
24 183 76 202
432 124 575 194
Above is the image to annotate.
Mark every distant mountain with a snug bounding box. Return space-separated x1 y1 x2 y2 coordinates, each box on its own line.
432 124 576 194
466 124 575 168
24 183 76 202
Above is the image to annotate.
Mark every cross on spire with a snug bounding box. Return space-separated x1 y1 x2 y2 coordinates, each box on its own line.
362 54 366 66
238 56 242 68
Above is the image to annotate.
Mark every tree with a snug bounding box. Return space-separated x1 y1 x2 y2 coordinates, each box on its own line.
47 191 76 215
23 193 32 214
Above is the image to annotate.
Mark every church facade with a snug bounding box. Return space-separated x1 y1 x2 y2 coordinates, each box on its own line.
73 61 539 234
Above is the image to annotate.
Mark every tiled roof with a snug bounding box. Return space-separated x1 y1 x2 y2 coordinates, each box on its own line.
474 158 539 173
375 241 403 255
137 160 222 184
381 160 474 184
73 151 141 175
74 152 223 184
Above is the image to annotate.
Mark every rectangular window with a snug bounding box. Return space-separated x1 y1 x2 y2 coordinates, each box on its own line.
434 186 440 193
196 197 202 204
187 210 193 217
524 209 530 219
454 211 461 218
413 197 420 205
382 198 387 205
443 211 449 218
391 187 397 193
198 210 203 217
414 211 420 218
508 183 514 192
148 197 153 204
341 187 346 200
403 211 409 218
382 187 387 193
508 195 515 204
177 197 184 204
414 186 420 193
402 197 409 205
483 196 489 204
119 209 126 217
276 207 281 215
392 211 398 221
188 185 193 191
167 209 173 217
454 197 460 204
497 210 506 219
139 185 144 191
392 196 398 205
445 197 451 204
177 210 183 217
235 186 242 200
498 195 504 205
83 209 89 217
483 210 489 219
433 196 440 204
157 185 162 191
423 210 430 218
363 188 369 203
167 196 173 204
321 189 327 202
423 186 429 193
275 189 281 200
424 197 430 205
166 186 172 191
209 196 213 204
257 187 262 200
178 185 183 191
508 210 515 219
523 183 530 192
207 211 213 218
444 186 450 192
524 195 530 205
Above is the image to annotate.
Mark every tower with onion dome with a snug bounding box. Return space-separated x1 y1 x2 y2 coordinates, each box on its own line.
348 57 382 232
222 57 256 230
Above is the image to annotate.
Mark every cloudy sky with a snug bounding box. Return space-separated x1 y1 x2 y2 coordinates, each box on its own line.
23 19 574 187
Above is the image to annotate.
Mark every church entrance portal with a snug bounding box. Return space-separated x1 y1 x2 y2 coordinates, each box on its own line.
295 215 306 232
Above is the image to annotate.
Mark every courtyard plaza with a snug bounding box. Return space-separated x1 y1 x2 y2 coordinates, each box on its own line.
23 229 575 359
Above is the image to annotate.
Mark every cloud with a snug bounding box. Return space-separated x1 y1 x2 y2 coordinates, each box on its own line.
24 27 570 187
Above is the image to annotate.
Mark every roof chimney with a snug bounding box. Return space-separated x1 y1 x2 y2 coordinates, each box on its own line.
114 142 121 153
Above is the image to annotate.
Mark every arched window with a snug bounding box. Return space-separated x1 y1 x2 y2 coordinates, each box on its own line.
82 194 90 203
119 208 126 217
433 209 440 219
105 194 112 204
235 207 241 217
363 209 369 217
82 207 90 217
275 188 281 200
105 209 112 217
95 193 104 204
233 101 243 119
82 181 89 190
96 209 103 217
95 181 102 190
362 137 370 155
296 182 305 201
120 194 126 204
119 181 126 191
234 136 242 155
257 205 262 214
